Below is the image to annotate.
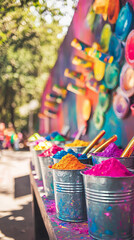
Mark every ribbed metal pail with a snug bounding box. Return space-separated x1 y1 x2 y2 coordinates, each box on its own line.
64 146 86 153
91 153 134 169
29 145 35 166
34 150 42 180
53 169 87 222
39 156 54 199
81 172 134 239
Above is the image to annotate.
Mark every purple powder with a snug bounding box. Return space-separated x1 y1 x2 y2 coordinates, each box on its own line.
95 143 123 157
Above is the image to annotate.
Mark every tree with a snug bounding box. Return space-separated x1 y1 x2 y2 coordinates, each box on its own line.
0 0 66 131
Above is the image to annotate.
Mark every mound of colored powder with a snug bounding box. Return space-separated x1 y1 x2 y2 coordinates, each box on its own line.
34 141 52 150
67 148 78 157
52 134 66 142
83 158 133 177
51 153 86 170
67 148 87 160
28 137 46 146
53 150 67 159
33 138 46 145
45 135 51 141
51 131 59 138
39 144 64 157
28 133 41 142
95 143 123 157
78 153 87 160
53 148 88 160
65 139 89 147
45 131 59 141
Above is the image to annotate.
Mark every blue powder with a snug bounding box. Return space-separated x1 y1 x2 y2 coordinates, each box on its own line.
45 135 51 141
53 150 67 159
78 153 87 160
67 149 88 159
45 131 59 141
51 131 59 138
53 148 88 160
67 149 78 157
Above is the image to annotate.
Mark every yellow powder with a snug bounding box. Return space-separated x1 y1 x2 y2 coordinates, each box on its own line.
34 141 52 150
65 139 89 147
51 153 86 170
34 145 46 150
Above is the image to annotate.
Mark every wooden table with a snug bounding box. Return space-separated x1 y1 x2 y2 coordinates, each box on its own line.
30 164 91 240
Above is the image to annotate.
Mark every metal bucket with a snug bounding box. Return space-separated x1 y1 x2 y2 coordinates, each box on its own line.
81 172 134 239
53 169 87 222
79 158 90 164
29 145 35 166
39 156 54 199
64 146 86 153
34 150 43 180
52 141 65 148
90 153 134 169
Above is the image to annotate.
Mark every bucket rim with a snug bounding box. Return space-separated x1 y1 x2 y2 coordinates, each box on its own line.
51 140 66 143
51 167 87 171
65 146 86 149
52 156 89 160
89 152 134 160
38 155 52 158
34 149 45 151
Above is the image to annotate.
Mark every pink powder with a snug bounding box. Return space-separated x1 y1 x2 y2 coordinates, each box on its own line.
95 143 123 157
38 144 63 157
29 137 45 146
83 158 134 177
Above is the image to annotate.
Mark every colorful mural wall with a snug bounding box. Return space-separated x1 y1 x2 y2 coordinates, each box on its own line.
39 0 134 148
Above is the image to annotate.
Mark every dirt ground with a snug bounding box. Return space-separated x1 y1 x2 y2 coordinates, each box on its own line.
0 150 34 240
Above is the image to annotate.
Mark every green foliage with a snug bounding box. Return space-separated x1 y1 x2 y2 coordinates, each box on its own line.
0 0 65 132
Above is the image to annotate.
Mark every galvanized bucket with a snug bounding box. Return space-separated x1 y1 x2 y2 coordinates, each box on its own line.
29 145 36 166
34 150 43 180
52 141 65 148
39 156 54 199
81 172 134 239
90 153 134 169
53 169 87 222
64 146 86 153
79 158 90 164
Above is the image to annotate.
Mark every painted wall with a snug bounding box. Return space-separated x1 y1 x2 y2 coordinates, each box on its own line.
39 0 134 147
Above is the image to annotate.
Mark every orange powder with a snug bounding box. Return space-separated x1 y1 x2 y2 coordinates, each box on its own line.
65 139 89 147
51 153 86 170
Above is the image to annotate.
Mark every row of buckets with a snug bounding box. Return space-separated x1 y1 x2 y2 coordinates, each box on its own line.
30 145 134 240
